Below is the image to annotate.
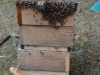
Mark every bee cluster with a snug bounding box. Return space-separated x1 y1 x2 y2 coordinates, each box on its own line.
42 2 78 28
16 0 78 28
15 0 37 9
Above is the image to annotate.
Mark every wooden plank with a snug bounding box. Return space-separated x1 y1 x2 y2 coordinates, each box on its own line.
24 46 68 52
18 48 70 72
19 26 74 47
19 26 23 44
65 53 70 72
16 6 22 25
21 8 74 26
20 70 69 75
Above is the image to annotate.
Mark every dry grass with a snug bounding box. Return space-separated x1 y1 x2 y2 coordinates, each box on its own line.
0 0 18 75
70 0 100 75
0 0 100 75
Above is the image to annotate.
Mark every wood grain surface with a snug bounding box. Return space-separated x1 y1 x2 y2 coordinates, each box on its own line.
20 8 74 26
18 49 70 72
19 26 74 47
16 6 22 25
20 70 69 75
24 46 68 52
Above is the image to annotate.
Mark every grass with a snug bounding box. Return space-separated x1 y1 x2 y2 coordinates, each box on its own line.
70 0 100 75
0 0 18 75
0 0 100 75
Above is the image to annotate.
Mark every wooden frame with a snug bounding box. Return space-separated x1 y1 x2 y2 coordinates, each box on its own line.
16 6 22 25
24 46 68 52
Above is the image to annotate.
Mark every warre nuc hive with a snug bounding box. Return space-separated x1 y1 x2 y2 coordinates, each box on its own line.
16 0 78 74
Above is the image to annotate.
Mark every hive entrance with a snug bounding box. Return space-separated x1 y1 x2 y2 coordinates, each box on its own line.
16 0 78 28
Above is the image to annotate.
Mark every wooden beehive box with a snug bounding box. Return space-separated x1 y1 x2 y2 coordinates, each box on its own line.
19 26 74 47
16 0 78 47
16 0 77 26
18 46 70 72
15 1 78 75
17 7 74 26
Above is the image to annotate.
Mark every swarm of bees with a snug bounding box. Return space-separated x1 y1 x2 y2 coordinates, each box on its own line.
16 0 78 28
15 0 37 9
42 2 78 28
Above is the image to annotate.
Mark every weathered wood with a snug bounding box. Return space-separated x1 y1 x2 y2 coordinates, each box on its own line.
19 26 23 44
20 70 69 75
18 48 70 72
24 46 68 52
19 8 74 26
19 26 74 47
65 53 70 72
16 6 22 25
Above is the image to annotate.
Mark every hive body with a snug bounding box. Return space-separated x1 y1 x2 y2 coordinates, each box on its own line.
18 46 70 72
19 26 74 47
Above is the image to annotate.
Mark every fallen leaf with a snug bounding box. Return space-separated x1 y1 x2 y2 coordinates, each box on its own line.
9 67 20 75
74 34 80 40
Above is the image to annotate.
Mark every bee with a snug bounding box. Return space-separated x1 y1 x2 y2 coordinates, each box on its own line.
15 0 20 6
36 20 38 22
34 15 36 17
